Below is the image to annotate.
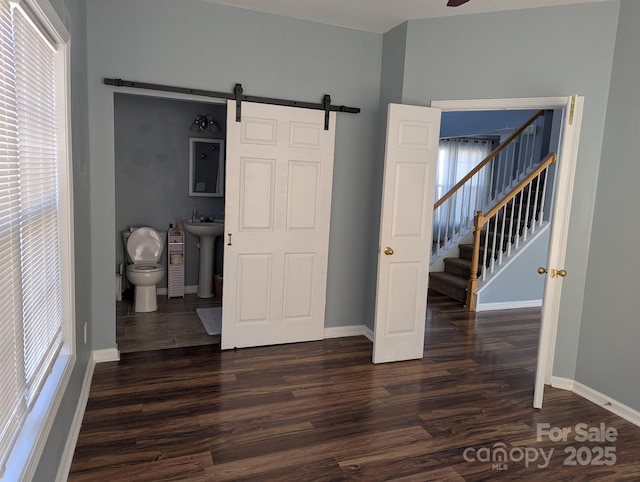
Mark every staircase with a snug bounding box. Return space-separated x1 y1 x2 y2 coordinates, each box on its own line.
430 178 547 304
429 110 555 309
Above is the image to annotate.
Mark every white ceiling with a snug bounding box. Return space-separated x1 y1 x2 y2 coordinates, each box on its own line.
206 0 611 33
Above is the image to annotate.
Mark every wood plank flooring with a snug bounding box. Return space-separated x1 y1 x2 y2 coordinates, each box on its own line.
69 292 640 481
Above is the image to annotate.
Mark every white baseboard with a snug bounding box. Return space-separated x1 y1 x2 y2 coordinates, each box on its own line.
156 285 198 296
93 348 120 363
551 376 640 428
324 325 366 339
550 376 574 391
364 327 374 342
55 354 96 482
475 299 542 312
322 325 374 342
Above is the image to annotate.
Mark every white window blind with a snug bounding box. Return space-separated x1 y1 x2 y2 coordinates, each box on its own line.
0 0 64 472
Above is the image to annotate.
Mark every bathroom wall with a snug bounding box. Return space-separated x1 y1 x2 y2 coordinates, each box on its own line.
114 93 226 289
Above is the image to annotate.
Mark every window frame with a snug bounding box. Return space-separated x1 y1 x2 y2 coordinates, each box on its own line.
1 0 75 480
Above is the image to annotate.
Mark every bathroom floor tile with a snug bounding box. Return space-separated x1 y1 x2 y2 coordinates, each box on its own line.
116 295 221 354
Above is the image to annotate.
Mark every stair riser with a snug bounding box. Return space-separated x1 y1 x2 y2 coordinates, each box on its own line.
459 245 497 266
429 277 466 304
443 260 481 278
444 260 471 278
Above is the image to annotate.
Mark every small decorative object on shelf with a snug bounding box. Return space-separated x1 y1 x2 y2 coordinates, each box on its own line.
168 228 185 298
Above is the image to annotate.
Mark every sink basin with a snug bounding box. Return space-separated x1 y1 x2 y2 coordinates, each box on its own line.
183 220 224 238
183 220 224 298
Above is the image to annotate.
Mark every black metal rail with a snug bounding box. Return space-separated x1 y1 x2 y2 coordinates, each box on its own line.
104 78 360 130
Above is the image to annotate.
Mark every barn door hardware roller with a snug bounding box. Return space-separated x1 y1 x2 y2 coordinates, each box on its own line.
104 78 360 130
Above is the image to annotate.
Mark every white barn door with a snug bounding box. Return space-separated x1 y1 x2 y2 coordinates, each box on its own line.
222 101 336 349
373 104 441 364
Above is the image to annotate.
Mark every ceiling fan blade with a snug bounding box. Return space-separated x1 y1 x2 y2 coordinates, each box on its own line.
447 0 471 6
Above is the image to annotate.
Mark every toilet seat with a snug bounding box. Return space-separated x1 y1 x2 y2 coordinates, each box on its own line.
126 227 163 264
127 263 163 273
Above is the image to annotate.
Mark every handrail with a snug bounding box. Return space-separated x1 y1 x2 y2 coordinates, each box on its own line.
476 152 556 225
434 109 545 210
465 151 556 310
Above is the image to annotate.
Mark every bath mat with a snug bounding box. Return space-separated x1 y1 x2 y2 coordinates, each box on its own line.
196 307 222 335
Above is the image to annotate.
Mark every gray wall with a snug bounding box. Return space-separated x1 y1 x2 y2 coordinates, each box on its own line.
576 0 640 410
393 2 620 380
87 0 383 349
114 93 226 288
365 23 410 330
477 229 550 306
33 0 93 479
440 110 537 138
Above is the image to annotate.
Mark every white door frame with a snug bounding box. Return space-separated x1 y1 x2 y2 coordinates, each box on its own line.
431 96 584 409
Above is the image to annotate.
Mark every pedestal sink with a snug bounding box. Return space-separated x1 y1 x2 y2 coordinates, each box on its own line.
184 220 224 298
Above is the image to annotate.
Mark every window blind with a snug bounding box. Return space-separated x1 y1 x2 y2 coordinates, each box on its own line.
0 0 63 471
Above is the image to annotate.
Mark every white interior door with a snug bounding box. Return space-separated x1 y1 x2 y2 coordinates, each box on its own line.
373 103 441 364
222 101 336 350
533 95 583 408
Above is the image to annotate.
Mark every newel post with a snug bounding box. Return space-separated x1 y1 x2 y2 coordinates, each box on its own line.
467 211 484 311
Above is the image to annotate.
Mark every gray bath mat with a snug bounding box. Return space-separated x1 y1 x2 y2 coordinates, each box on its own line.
196 307 222 335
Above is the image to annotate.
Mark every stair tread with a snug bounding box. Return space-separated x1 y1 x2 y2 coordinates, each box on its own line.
429 271 468 289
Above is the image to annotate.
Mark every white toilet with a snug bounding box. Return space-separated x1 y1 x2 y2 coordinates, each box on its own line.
125 227 165 312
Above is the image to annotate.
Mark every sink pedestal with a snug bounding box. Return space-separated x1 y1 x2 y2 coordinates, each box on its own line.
197 236 215 298
183 221 224 299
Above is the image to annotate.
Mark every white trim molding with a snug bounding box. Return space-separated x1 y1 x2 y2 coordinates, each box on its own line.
476 300 542 312
322 325 374 342
55 354 96 482
323 325 367 339
93 348 120 363
432 97 572 111
364 327 374 342
551 377 640 428
156 285 198 296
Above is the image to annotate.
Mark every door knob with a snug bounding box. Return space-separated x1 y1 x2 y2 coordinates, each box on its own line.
538 267 567 278
383 247 394 256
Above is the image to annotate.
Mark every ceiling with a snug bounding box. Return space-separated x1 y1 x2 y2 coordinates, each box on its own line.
205 0 611 33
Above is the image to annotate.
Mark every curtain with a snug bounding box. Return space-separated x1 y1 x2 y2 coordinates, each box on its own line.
433 138 494 244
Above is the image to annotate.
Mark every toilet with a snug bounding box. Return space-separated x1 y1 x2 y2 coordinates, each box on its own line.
125 227 165 312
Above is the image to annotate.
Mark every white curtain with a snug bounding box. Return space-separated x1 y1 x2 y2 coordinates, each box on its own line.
436 138 494 201
433 138 494 244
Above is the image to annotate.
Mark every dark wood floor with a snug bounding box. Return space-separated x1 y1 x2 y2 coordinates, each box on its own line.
69 292 640 481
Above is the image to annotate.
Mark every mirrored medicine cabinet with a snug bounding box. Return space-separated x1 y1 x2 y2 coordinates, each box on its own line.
189 137 225 197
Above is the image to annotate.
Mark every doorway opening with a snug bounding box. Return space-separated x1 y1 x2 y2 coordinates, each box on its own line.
114 93 227 353
373 97 583 410
432 97 583 408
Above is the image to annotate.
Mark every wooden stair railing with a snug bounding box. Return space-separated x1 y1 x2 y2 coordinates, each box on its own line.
432 109 546 260
466 152 556 310
434 109 545 211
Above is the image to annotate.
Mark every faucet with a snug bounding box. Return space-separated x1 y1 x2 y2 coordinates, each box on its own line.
192 205 197 221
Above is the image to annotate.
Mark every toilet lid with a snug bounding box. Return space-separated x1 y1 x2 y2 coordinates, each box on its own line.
127 227 163 263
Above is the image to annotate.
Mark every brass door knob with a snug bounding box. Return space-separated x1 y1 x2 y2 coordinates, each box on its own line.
538 267 567 278
383 247 394 256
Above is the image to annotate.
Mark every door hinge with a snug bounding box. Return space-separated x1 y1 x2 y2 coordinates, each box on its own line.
569 95 576 126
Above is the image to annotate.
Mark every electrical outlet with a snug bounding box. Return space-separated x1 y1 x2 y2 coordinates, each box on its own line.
83 322 87 344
